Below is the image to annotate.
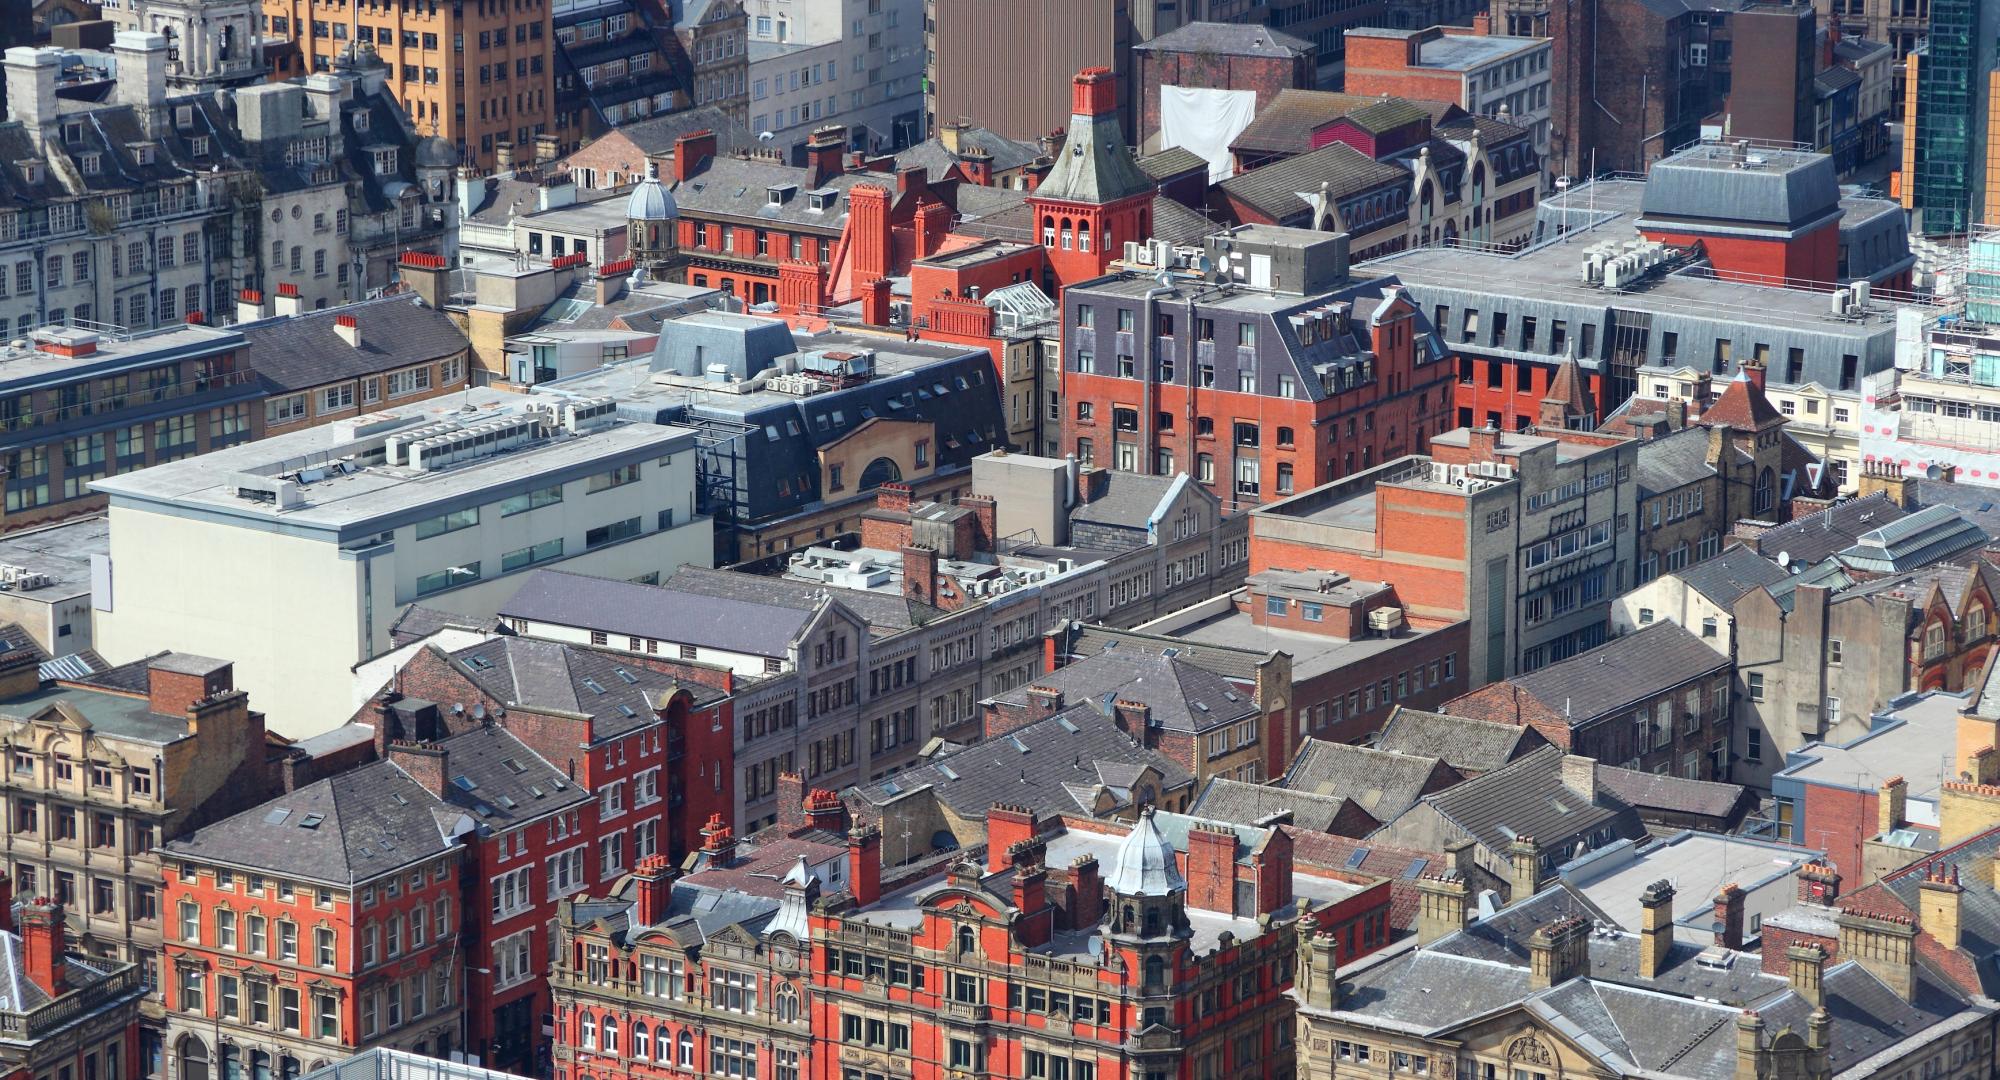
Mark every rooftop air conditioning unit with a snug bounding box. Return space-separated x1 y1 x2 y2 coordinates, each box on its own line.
1367 607 1405 633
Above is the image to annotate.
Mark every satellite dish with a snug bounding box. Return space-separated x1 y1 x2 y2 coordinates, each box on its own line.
1927 463 1942 480
1777 550 1792 568
758 131 775 141
1155 270 1172 289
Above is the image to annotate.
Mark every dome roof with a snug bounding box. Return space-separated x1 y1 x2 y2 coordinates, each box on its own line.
1105 808 1185 897
627 177 678 221
415 136 458 169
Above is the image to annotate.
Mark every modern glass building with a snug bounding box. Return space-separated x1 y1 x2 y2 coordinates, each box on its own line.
1907 0 2000 236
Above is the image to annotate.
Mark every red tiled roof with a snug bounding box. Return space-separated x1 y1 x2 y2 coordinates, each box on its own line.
1702 370 1785 430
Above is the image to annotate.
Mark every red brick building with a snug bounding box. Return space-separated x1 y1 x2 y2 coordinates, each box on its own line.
1061 225 1454 510
0 893 145 1080
1026 70 1160 297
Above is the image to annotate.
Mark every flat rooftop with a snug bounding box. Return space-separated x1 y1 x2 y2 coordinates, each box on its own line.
0 682 195 745
1559 832 1823 943
1361 179 1900 340
543 328 988 415
1406 32 1547 70
514 193 630 233
1779 689 1965 819
1161 607 1446 681
0 515 109 600
916 238 1040 270
0 323 243 389
92 389 695 537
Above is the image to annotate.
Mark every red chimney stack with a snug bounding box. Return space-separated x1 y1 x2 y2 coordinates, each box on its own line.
848 825 881 906
17 898 65 995
1071 67 1117 117
633 855 672 927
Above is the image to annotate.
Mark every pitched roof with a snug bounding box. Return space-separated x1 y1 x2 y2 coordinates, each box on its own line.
1033 97 1152 206
1672 543 1790 607
446 636 726 737
991 648 1257 734
1284 827 1505 930
1192 777 1378 834
664 565 940 635
1134 20 1315 58
1217 140 1408 221
1058 624 1265 682
1414 746 1646 857
1834 504 1990 574
1229 90 1379 157
850 703 1192 818
1072 472 1186 535
895 127 1042 181
599 104 750 157
165 757 464 884
1279 739 1459 821
1503 622 1730 724
1633 425 1722 496
1150 195 1223 245
241 295 468 393
1699 368 1786 430
500 569 813 658
674 156 876 232
1338 98 1434 135
1745 491 1906 565
1135 146 1207 180
1374 707 1545 774
1594 764 1751 820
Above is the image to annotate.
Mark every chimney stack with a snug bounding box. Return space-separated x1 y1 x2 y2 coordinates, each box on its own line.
273 283 304 318
1713 883 1746 950
848 824 881 906
776 772 806 832
1639 880 1675 979
672 129 717 183
1507 835 1541 900
1070 67 1117 118
1415 871 1470 944
1919 862 1965 949
1560 755 1597 802
804 788 849 834
1787 943 1826 1007
16 898 65 995
986 804 1040 873
333 313 361 348
699 813 736 866
806 126 848 187
1879 775 1908 835
1528 915 1589 989
110 31 168 136
386 741 449 797
3 47 60 150
236 289 266 324
633 855 671 926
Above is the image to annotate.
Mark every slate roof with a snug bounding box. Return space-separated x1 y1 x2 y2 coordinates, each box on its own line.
1415 746 1646 858
1674 543 1790 607
446 635 727 738
165 757 465 884
387 605 494 648
1057 625 1265 682
0 926 127 1013
894 127 1042 182
673 156 875 232
1229 90 1378 157
1136 146 1207 180
1218 140 1409 221
1595 765 1750 820
1870 826 2000 996
500 569 812 659
1192 777 1377 834
1285 827 1506 929
1134 21 1315 58
1834 504 1989 574
1504 621 1730 724
1529 978 1739 1075
1034 93 1153 205
989 648 1256 734
1745 492 1906 565
1373 707 1545 774
425 724 592 834
1072 472 1185 536
850 704 1192 818
1150 195 1224 245
241 295 468 393
1634 424 1724 496
1339 98 1435 136
1280 739 1458 821
598 104 749 157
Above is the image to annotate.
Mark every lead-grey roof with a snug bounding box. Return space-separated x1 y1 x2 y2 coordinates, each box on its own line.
664 565 940 635
448 635 728 738
1136 146 1207 180
673 156 874 232
597 104 749 157
1508 621 1729 724
1594 765 1748 819
164 757 463 884
1033 96 1153 206
1638 143 1842 232
1672 543 1790 607
1192 777 1371 833
1374 708 1544 773
1747 492 1906 565
989 647 1256 734
1418 746 1646 858
499 569 811 659
428 724 592 832
1281 739 1456 821
1072 472 1184 535
1105 808 1186 896
1217 139 1408 221
1834 504 1989 574
1633 425 1729 496
894 128 1042 182
241 295 468 393
852 703 1193 817
1134 20 1314 57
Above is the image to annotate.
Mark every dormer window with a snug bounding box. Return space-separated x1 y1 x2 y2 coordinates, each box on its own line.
79 153 100 176
175 105 194 130
372 148 397 175
190 136 210 157
807 189 834 211
61 122 83 145
16 161 40 184
130 143 157 166
353 111 371 132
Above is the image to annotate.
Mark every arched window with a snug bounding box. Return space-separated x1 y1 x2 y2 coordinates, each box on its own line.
957 925 977 955
1042 216 1055 246
250 1051 271 1080
859 457 901 489
1755 467 1775 513
1970 606 1989 642
1143 954 1166 988
775 985 799 1022
1926 621 1947 661
581 1014 597 1051
1077 219 1091 253
678 1031 694 1066
633 1024 650 1060
603 1016 619 1055
179 1037 211 1080
1060 218 1074 251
